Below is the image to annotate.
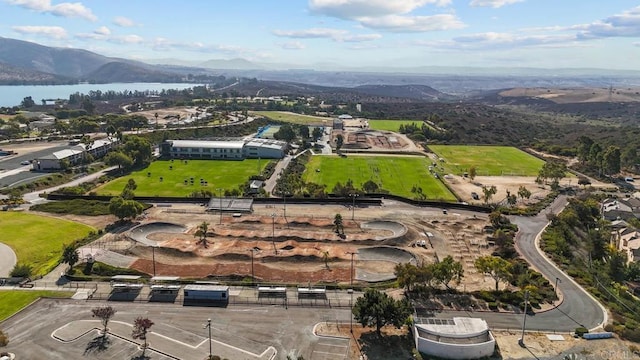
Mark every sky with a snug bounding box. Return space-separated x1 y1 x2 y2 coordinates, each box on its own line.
1 0 639 70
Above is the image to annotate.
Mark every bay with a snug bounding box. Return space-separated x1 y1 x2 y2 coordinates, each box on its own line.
0 83 199 107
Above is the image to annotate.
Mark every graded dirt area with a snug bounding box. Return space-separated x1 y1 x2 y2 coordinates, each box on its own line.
87 202 503 292
499 87 640 104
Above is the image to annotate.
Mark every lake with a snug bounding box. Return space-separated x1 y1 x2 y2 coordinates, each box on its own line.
0 83 200 107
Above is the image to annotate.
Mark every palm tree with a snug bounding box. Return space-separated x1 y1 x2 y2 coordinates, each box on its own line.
194 221 210 248
333 214 343 235
154 112 159 128
62 244 79 274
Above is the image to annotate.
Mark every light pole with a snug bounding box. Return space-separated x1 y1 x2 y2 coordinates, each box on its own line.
205 318 212 359
283 191 289 229
349 193 358 220
349 288 354 333
518 290 529 347
249 248 255 283
271 213 277 255
151 246 156 277
346 251 356 286
217 188 223 225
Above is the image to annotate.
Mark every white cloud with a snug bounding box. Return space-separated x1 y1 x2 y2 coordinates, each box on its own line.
469 0 524 8
308 0 463 33
12 25 67 39
113 16 136 27
94 26 110 36
309 0 450 19
359 14 464 32
110 34 144 44
7 0 97 21
423 31 576 50
280 41 305 50
273 27 381 42
577 6 640 39
273 27 347 39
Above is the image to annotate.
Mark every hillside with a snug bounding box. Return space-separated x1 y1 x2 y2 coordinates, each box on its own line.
85 62 183 83
0 62 71 85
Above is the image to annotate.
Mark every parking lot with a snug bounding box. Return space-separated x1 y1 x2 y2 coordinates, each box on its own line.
0 298 352 359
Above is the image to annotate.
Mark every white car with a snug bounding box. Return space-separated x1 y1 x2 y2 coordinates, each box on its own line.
20 160 30 165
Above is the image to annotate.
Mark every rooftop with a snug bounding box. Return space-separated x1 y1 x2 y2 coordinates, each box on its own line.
415 317 490 337
169 139 244 149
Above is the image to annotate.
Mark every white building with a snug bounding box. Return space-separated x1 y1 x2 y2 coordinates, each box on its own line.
34 137 119 170
414 317 495 359
161 138 287 160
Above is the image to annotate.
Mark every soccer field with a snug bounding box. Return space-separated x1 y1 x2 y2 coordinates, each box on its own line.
368 120 422 132
0 212 94 276
252 111 330 124
96 159 270 197
303 155 456 200
429 145 545 176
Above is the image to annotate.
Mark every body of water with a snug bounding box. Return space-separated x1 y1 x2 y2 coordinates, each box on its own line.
0 83 199 107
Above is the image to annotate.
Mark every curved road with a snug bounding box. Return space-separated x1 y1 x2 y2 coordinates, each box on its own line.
433 196 606 332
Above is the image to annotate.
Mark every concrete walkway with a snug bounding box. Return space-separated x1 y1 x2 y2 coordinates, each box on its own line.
0 242 17 277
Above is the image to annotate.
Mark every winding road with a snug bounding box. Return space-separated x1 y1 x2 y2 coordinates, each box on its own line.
432 195 607 332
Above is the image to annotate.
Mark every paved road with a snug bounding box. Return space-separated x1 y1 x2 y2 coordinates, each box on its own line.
0 145 75 188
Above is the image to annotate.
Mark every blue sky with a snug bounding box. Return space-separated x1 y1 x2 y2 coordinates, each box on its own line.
1 0 639 70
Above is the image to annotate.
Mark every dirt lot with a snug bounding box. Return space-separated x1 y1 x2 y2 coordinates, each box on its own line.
0 140 69 155
316 324 640 360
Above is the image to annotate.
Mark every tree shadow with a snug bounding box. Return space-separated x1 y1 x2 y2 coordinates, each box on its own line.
359 331 414 360
84 335 112 355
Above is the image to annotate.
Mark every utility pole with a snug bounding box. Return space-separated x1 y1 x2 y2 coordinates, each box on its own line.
217 188 223 225
350 193 358 220
205 318 212 359
250 248 255 284
152 246 156 277
271 213 277 255
518 290 529 347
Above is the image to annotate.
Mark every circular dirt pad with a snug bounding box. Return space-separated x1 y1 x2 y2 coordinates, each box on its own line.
355 246 416 282
128 222 186 246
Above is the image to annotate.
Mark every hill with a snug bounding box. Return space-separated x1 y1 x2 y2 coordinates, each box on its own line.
0 62 71 85
85 62 184 83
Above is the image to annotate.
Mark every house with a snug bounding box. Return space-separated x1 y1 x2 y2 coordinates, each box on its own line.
248 180 264 194
34 148 85 170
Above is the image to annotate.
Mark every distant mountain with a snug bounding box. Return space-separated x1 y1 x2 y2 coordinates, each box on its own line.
199 58 262 70
353 84 450 100
0 61 71 85
85 62 183 83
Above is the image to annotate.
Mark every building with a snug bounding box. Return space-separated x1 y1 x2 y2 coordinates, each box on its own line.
183 284 229 305
413 317 496 359
34 136 119 170
161 138 287 160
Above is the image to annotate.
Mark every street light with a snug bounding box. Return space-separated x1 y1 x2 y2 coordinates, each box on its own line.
349 193 358 220
151 246 156 277
346 251 357 286
283 191 290 229
217 188 223 225
204 318 212 359
271 213 277 255
518 290 529 347
249 248 255 284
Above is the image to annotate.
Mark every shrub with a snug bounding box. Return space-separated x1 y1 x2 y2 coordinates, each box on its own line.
488 302 498 311
10 263 32 278
604 324 615 332
575 327 589 337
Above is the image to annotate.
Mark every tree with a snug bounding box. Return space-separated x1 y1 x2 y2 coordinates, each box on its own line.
273 124 296 142
335 134 344 151
194 221 210 248
395 262 420 292
433 255 464 289
104 151 133 172
576 136 594 164
109 196 145 221
10 263 32 278
537 161 567 189
468 166 477 181
61 244 79 273
322 251 330 269
481 185 497 204
21 96 35 108
0 328 8 347
312 127 323 141
603 146 621 175
132 317 154 357
474 256 512 291
506 190 517 207
362 180 379 193
333 214 344 234
92 306 116 335
352 289 411 336
122 136 153 168
517 186 531 203
299 125 310 140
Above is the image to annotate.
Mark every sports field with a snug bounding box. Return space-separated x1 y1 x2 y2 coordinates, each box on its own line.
96 159 270 197
252 111 330 124
368 120 422 132
0 212 94 276
303 155 456 200
429 145 545 176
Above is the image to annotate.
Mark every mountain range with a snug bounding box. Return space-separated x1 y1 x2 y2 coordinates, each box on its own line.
2 36 640 92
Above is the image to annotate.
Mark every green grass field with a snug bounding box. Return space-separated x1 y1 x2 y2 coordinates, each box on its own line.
0 212 94 276
0 291 72 321
303 155 456 200
96 159 270 196
368 120 422 132
429 145 545 176
252 111 330 124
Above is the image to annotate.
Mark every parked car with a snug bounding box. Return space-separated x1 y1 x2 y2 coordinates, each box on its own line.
20 160 30 165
